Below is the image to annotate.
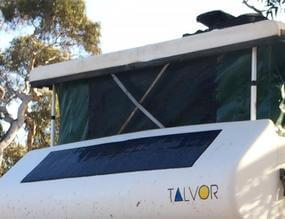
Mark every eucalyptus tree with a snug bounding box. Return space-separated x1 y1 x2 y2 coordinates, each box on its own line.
0 0 100 167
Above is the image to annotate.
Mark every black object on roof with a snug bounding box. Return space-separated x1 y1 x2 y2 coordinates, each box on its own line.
197 10 267 30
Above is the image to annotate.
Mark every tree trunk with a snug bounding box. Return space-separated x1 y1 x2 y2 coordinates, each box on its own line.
0 94 31 165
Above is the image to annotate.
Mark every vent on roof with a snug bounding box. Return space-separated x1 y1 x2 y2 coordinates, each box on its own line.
197 10 267 30
183 10 267 37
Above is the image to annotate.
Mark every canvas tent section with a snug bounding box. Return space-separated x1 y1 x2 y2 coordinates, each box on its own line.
56 79 89 143
30 19 285 145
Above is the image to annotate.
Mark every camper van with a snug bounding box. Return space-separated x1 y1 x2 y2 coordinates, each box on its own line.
1 11 285 219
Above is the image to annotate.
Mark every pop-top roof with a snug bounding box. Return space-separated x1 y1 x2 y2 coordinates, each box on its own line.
30 20 285 87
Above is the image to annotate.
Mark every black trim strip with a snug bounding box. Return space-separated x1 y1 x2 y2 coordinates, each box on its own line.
22 130 221 183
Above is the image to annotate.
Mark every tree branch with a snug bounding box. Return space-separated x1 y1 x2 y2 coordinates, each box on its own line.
14 90 28 101
44 55 59 64
0 106 13 124
243 0 265 15
0 85 5 99
0 94 32 152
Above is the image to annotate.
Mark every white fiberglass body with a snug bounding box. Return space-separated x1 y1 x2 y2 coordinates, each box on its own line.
0 120 285 219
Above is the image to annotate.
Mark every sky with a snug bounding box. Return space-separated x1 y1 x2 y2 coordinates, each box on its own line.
0 0 275 53
85 0 260 53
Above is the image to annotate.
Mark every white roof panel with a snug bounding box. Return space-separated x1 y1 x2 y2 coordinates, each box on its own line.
30 20 285 87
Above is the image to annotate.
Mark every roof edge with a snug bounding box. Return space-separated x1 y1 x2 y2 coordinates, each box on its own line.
30 20 285 87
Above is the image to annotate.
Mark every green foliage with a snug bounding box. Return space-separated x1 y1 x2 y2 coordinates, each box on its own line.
0 0 101 175
26 90 60 150
0 143 27 176
2 36 68 78
0 0 101 54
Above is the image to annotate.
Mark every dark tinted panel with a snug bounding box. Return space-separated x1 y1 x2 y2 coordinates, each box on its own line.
88 57 218 140
22 130 221 183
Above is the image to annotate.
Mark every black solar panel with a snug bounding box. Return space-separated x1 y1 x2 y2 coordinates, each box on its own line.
22 130 221 183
